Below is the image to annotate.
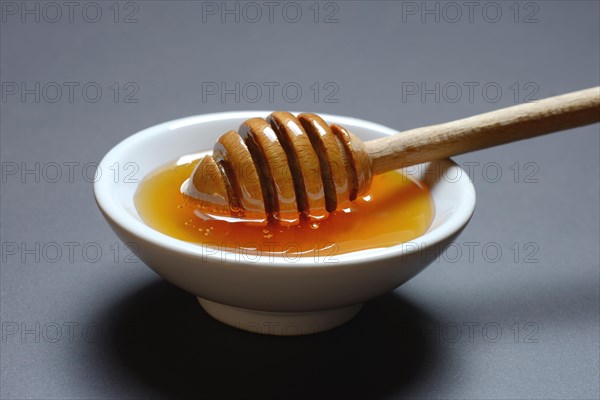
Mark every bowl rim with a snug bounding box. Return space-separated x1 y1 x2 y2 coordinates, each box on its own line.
94 111 476 268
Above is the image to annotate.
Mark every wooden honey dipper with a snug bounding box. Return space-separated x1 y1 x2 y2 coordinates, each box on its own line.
185 87 600 225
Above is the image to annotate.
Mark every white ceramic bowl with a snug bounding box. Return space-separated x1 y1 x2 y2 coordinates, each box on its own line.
94 111 476 335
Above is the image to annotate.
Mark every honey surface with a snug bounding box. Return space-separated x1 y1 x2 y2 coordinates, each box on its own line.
134 153 435 257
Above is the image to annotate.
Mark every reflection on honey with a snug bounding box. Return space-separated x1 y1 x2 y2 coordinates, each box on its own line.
134 153 435 257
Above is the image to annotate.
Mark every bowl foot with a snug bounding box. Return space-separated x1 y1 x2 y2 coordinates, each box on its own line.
197 297 363 336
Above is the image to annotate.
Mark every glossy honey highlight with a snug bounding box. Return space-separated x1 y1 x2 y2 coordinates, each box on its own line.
134 153 435 257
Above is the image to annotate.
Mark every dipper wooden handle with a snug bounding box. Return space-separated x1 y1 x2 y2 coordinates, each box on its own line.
186 87 600 225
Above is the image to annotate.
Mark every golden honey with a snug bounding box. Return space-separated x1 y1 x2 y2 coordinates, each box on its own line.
134 153 435 257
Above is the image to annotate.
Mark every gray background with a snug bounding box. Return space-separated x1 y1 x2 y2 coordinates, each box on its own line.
1 1 599 399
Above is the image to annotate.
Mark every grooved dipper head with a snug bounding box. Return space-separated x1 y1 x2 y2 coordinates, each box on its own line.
184 112 373 226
